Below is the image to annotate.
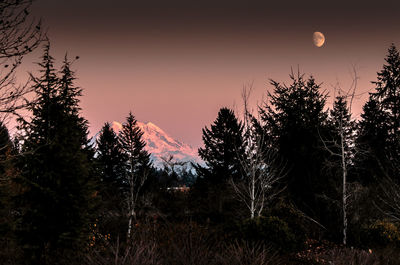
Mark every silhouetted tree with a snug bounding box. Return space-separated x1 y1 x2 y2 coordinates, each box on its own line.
192 107 245 222
119 112 151 239
373 45 400 151
356 44 400 184
231 87 286 219
0 123 15 258
198 107 245 183
14 44 96 264
96 122 127 241
322 96 357 244
258 71 331 234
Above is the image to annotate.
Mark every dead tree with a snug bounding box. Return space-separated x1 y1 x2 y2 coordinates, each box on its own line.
0 0 43 122
231 86 286 219
319 67 360 245
161 154 187 177
126 167 148 239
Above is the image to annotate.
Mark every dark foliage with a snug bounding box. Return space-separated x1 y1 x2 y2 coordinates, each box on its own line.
258 72 335 238
191 107 245 223
356 44 400 184
96 122 128 242
13 44 96 264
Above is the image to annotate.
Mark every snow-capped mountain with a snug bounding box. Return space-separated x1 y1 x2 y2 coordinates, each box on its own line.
111 121 203 169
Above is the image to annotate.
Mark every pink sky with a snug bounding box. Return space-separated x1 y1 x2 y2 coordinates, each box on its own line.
14 1 400 148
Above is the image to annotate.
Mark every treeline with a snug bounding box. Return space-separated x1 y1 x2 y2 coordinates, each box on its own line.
192 45 400 250
192 46 400 246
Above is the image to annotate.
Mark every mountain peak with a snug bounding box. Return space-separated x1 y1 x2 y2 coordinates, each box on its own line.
111 121 123 132
110 120 202 168
146 121 157 128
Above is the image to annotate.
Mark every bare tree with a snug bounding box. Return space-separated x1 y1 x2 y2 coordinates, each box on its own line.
0 0 43 122
126 167 149 240
161 154 188 177
319 67 360 245
231 86 286 219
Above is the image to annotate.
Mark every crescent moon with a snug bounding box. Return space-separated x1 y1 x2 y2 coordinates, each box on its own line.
313 32 325 47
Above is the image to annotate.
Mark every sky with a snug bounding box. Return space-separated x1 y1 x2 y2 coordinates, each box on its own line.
15 0 400 147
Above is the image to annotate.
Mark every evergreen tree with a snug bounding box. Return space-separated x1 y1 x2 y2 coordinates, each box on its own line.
197 107 245 183
0 123 14 249
356 98 389 183
373 44 400 150
14 44 95 264
258 72 331 232
356 45 400 183
118 112 151 238
97 122 127 191
192 107 245 222
96 122 127 240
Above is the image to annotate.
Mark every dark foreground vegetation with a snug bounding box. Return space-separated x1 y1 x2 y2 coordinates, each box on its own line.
3 220 400 264
1 1 400 264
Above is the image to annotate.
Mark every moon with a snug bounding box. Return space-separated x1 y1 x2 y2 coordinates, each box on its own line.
313 32 325 47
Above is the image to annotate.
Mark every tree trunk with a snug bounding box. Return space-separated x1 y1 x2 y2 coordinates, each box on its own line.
341 125 347 245
250 174 255 219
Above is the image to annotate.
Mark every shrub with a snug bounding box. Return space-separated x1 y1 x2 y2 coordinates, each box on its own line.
234 216 301 252
270 202 307 246
80 222 282 265
361 220 400 248
216 241 282 265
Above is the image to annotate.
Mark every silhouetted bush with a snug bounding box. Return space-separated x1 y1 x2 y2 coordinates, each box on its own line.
79 221 282 265
232 216 302 252
361 220 400 248
270 202 308 247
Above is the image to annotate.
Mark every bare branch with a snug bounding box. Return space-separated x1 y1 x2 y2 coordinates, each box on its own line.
0 0 44 123
231 84 287 219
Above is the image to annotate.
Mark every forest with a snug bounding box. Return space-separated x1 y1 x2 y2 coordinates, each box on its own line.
1 1 400 265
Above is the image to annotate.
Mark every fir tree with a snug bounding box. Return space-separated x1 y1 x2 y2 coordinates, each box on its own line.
197 107 245 183
96 122 127 239
118 112 151 239
356 45 400 183
14 44 96 264
0 123 14 244
97 122 127 192
258 72 331 231
372 44 400 147
192 107 245 222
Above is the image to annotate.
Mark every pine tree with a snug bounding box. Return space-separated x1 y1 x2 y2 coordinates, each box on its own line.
118 112 151 239
258 72 331 230
356 97 390 184
97 122 127 192
198 107 245 183
14 44 96 263
0 123 14 245
356 45 400 183
373 44 400 147
96 122 127 239
193 107 245 221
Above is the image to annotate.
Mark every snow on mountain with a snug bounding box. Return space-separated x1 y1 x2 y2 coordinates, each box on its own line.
111 121 203 169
